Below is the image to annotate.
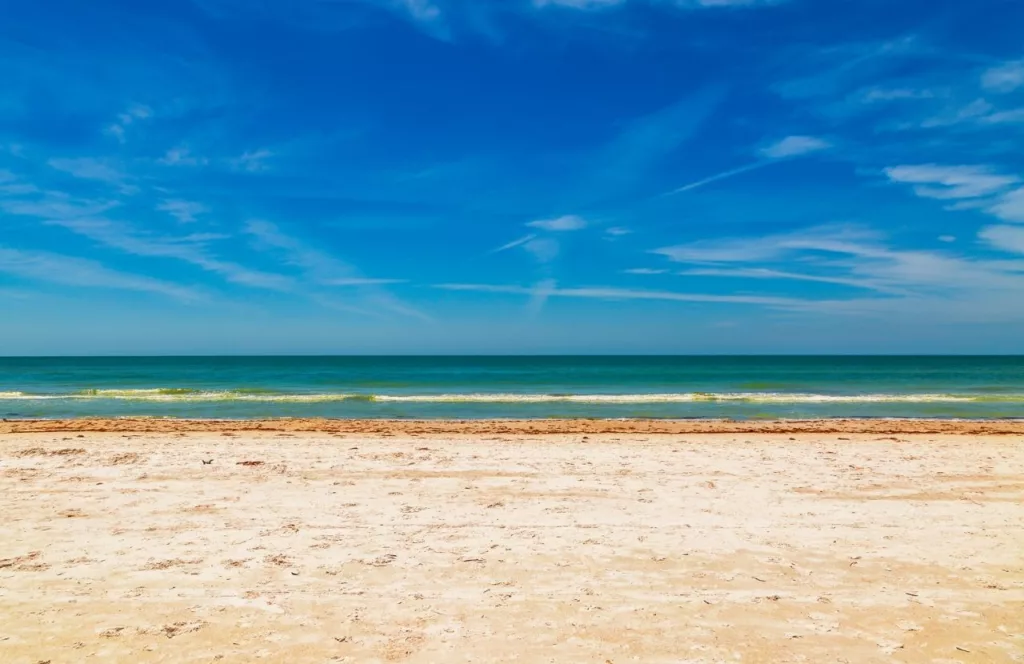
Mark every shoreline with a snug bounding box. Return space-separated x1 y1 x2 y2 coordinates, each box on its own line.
3 416 1024 435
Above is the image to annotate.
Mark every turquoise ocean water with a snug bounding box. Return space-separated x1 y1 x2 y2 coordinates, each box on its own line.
1 356 1022 420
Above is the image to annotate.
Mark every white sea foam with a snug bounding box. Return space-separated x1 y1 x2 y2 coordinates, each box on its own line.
374 393 982 403
0 390 1016 403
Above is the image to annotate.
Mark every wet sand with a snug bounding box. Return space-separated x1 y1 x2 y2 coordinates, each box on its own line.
1 421 1022 662
4 417 1024 435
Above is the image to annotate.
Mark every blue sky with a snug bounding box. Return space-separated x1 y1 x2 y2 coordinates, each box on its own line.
2 0 1024 354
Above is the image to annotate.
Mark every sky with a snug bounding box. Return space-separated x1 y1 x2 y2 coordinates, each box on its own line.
2 0 1024 355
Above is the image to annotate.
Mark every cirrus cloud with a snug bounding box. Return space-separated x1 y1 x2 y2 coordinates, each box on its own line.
527 214 588 231
759 135 832 159
884 164 1020 200
981 59 1024 93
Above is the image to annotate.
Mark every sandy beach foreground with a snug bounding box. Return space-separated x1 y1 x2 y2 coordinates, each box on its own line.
2 421 1022 663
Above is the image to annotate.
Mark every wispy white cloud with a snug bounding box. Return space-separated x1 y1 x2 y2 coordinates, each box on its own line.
919 98 993 128
49 218 294 291
0 190 119 220
526 278 558 316
490 234 538 254
534 0 625 8
534 0 783 10
323 277 408 286
0 164 40 195
194 0 451 40
395 0 440 22
666 161 773 195
194 0 779 44
230 149 273 172
590 86 725 199
245 219 356 279
944 199 991 212
527 214 588 231
655 235 785 263
820 52 1023 132
981 59 1024 93
653 224 1024 321
489 214 591 314
879 161 1024 228
667 135 830 196
120 105 152 121
244 219 425 318
657 225 897 266
0 183 40 196
860 87 939 102
981 108 1024 124
652 226 875 263
884 164 1019 200
103 104 152 143
182 232 232 242
435 282 805 307
47 157 132 191
157 199 208 223
492 214 587 268
158 147 208 167
678 266 905 294
768 37 1024 139
758 135 832 159
773 37 924 102
523 237 561 263
623 267 668 275
0 246 200 301
791 290 1024 324
605 226 632 236
988 187 1024 223
881 163 1024 227
693 0 780 5
980 225 1024 255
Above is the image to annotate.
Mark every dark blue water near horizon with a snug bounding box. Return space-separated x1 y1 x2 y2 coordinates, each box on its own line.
1 356 1022 420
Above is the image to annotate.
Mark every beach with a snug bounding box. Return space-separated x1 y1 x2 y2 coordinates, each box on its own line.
2 419 1022 663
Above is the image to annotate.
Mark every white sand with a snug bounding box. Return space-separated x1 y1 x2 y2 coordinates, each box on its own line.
2 429 1022 663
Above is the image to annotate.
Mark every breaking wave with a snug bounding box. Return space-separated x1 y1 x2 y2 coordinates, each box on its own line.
2 389 1023 403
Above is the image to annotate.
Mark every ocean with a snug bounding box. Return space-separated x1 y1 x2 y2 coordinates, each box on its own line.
1 356 1022 420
